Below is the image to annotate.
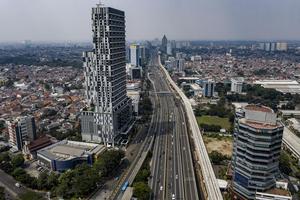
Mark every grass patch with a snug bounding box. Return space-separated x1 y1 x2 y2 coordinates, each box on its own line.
197 115 231 130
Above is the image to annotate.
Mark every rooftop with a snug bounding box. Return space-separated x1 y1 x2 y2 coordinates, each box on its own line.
245 104 273 113
254 80 299 85
37 140 106 161
240 118 281 129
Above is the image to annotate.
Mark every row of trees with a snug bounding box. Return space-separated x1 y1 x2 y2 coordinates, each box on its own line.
279 150 300 178
0 187 4 200
51 150 125 199
0 150 125 199
200 123 222 132
0 153 25 174
195 97 234 120
133 152 152 200
209 151 231 165
220 84 300 111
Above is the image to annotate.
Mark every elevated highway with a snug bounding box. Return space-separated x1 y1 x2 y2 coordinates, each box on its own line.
158 55 223 200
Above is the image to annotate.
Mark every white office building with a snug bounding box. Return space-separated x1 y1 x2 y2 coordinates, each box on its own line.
6 116 37 151
81 5 132 146
232 105 284 200
130 44 140 67
231 77 244 94
167 43 172 55
177 59 185 72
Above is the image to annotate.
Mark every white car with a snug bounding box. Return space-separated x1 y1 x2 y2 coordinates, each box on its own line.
160 186 163 191
172 194 175 199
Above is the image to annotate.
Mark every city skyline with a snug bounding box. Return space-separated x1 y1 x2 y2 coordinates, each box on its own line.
0 0 300 42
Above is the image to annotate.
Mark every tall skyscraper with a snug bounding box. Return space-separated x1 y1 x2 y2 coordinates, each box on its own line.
6 116 37 151
167 42 172 55
130 44 140 67
81 4 132 146
162 35 168 52
232 105 283 200
177 59 185 72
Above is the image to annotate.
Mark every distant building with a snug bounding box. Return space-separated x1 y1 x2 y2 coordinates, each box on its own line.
6 116 37 151
165 57 177 70
161 35 168 52
231 77 244 94
190 84 202 96
191 55 201 61
202 80 215 97
232 105 284 200
254 80 300 94
167 43 172 55
265 42 271 51
127 91 140 114
177 59 185 72
130 67 143 80
139 45 146 66
176 52 184 59
276 42 288 51
130 44 140 67
37 140 106 172
23 135 55 160
81 5 133 146
258 42 288 52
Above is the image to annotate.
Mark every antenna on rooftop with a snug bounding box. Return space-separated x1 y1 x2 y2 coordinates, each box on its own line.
97 0 104 7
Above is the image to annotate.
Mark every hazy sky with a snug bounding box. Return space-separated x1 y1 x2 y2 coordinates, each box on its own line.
0 0 300 42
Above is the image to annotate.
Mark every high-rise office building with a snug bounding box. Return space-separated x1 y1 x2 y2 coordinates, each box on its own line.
177 59 185 72
231 77 244 94
167 42 172 55
202 79 215 97
162 35 168 52
130 44 140 67
232 105 283 200
81 4 132 146
139 45 146 66
6 116 37 151
276 42 288 51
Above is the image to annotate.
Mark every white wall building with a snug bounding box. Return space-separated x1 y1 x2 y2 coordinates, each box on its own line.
231 77 244 93
6 116 37 150
130 44 140 67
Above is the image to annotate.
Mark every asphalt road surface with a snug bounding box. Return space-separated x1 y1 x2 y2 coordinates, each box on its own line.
149 59 199 200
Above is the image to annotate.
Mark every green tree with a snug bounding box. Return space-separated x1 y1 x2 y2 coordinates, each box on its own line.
0 152 10 163
279 151 292 175
11 154 24 168
0 186 5 200
135 169 150 183
94 150 125 177
12 168 37 189
209 151 227 165
47 172 59 190
133 182 151 200
37 172 49 190
19 191 45 200
44 83 51 91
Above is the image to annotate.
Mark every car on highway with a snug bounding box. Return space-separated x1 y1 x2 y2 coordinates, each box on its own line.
160 186 163 191
172 194 175 200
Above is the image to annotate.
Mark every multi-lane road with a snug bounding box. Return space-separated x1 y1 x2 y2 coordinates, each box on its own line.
149 58 199 200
